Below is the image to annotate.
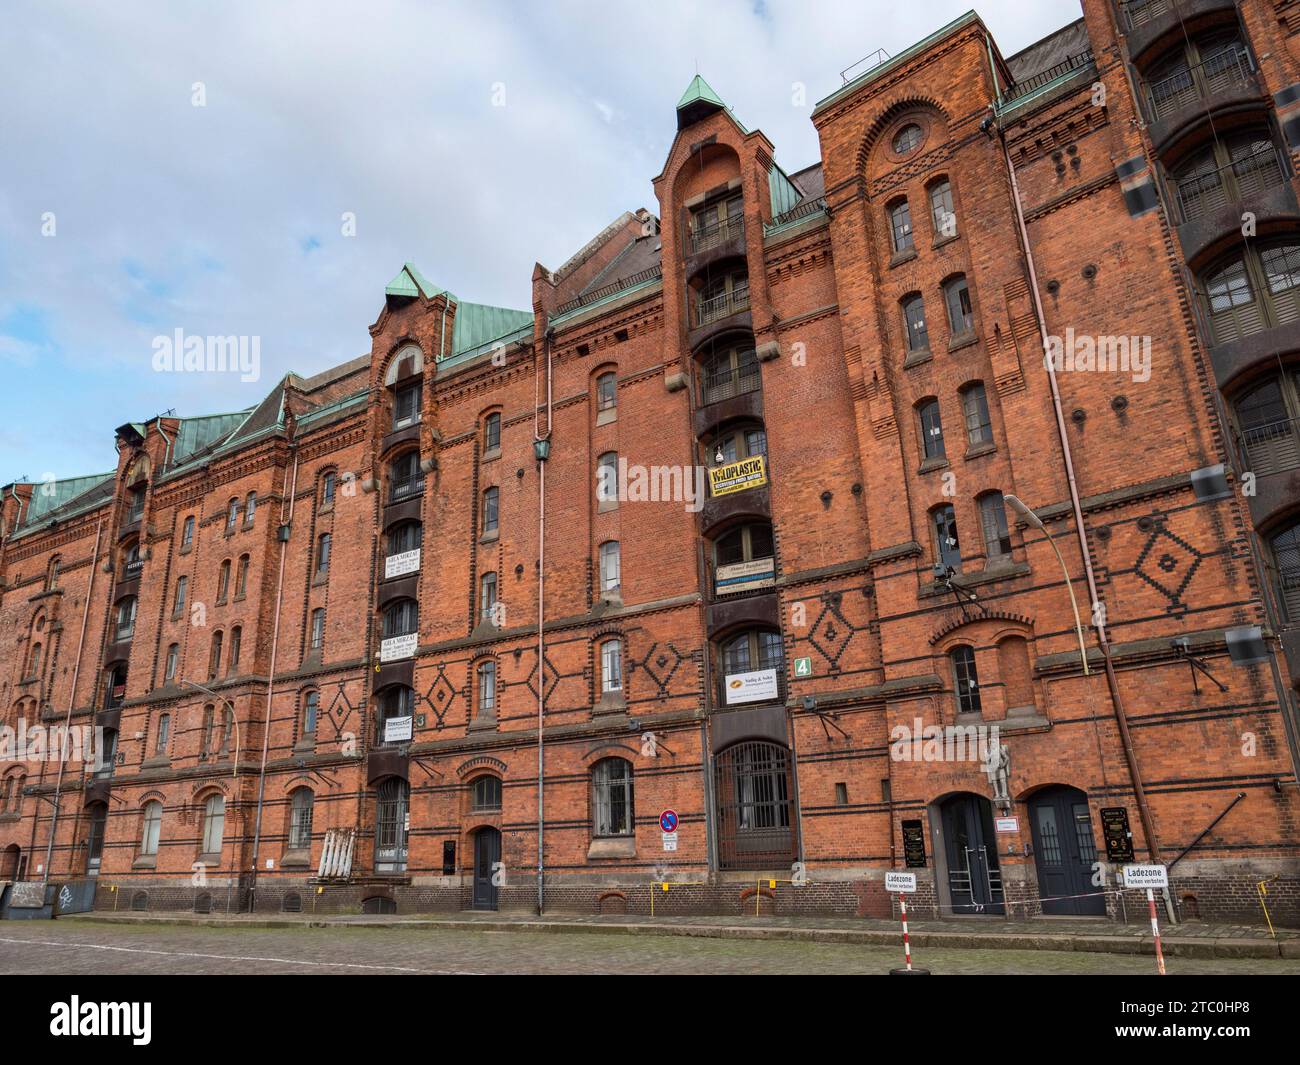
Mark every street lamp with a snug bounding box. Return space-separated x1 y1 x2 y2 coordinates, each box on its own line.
1005 495 1090 676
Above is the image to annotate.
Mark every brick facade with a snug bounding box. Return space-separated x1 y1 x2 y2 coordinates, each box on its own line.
3 0 1300 927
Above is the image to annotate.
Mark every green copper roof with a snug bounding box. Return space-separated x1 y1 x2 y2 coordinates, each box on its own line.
172 411 251 465
385 262 449 301
450 301 533 357
25 472 114 524
678 74 725 111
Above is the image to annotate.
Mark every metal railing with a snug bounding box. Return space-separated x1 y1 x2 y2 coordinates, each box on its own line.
1002 49 1094 105
1145 46 1253 122
694 284 750 327
701 361 761 406
555 266 662 316
122 559 144 581
1240 414 1300 478
690 214 744 254
1173 143 1287 223
766 197 828 232
389 477 424 503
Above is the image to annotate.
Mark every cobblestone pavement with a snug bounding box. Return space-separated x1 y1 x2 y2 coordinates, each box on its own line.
1 921 1298 975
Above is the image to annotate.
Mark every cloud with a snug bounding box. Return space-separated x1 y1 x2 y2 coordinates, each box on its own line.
0 0 1082 478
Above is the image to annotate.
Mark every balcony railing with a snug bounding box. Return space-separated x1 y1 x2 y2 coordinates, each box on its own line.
1001 49 1094 106
694 285 750 327
1240 415 1300 478
389 477 424 504
702 361 761 406
1145 46 1253 122
690 214 744 255
1173 144 1288 224
122 559 144 581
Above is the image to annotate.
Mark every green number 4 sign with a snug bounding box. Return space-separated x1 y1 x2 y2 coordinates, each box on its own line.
793 657 813 678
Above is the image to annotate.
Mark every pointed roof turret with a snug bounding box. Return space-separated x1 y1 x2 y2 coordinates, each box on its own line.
676 74 726 130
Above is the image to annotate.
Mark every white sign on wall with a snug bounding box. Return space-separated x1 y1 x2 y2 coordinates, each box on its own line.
724 668 779 705
1123 864 1169 889
884 871 917 893
380 633 418 662
385 548 421 580
384 716 413 744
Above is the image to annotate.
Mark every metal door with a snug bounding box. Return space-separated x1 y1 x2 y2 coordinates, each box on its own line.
472 827 500 910
1029 786 1105 915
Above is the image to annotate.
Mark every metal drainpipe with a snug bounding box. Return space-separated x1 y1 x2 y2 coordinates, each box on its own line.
991 116 1168 883
248 439 299 910
533 328 553 913
42 517 103 883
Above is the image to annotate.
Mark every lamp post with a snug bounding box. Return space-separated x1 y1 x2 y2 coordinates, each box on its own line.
182 679 242 912
1005 495 1090 676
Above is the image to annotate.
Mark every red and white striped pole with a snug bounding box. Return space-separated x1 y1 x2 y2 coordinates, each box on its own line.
1147 888 1167 976
899 894 913 972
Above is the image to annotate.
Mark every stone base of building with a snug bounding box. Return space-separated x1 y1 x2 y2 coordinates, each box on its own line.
87 858 1300 928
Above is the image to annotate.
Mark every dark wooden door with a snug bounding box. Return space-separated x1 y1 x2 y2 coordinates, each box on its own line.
941 795 1004 915
1029 786 1105 915
472 828 501 910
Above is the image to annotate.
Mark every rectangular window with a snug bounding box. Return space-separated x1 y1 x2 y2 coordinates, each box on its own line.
952 647 982 715
980 493 1012 559
181 516 194 549
480 572 498 621
599 541 621 593
484 413 501 451
945 277 974 335
317 533 331 574
394 383 420 429
903 297 929 352
322 472 336 505
933 505 961 572
890 201 914 253
919 400 945 460
311 609 325 650
481 488 499 536
930 180 956 238
174 577 187 617
601 640 623 692
165 644 178 682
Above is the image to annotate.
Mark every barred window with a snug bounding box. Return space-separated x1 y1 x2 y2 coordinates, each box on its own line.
591 758 634 837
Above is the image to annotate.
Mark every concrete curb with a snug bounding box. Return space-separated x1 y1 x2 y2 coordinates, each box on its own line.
60 912 1292 960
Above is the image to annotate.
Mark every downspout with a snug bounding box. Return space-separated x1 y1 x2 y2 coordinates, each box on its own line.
42 517 103 883
533 328 553 914
988 102 1165 868
248 429 299 909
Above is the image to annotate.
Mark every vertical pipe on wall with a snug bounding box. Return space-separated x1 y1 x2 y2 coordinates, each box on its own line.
533 328 553 913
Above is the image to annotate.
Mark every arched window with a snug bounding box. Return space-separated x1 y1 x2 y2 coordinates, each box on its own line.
46 555 60 592
1235 374 1300 475
244 492 257 527
114 596 137 641
228 626 242 672
479 572 498 624
173 576 187 617
140 800 163 856
917 398 945 460
320 471 337 507
481 486 499 536
600 639 623 693
208 630 223 679
599 541 621 593
961 382 993 447
901 294 929 352
596 372 617 414
950 645 981 714
375 779 409 871
164 644 179 683
929 178 956 238
217 558 231 602
201 705 216 755
387 520 422 557
596 452 618 508
1200 242 1300 344
376 686 415 745
235 554 249 598
484 412 501 453
471 775 502 810
226 498 239 532
310 608 325 650
476 660 497 717
943 275 973 335
26 642 41 680
201 794 225 855
721 629 783 679
931 504 961 571
383 599 418 639
288 788 314 850
389 451 423 502
155 713 171 755
591 758 634 837
302 690 320 736
316 533 331 575
889 199 914 253
181 515 195 550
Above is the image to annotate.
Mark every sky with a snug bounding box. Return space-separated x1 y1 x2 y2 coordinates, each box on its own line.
0 0 1082 481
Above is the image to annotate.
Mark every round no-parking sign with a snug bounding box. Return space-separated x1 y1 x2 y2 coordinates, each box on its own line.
659 810 678 833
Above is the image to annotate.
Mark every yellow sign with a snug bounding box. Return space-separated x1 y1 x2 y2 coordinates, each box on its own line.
709 455 767 497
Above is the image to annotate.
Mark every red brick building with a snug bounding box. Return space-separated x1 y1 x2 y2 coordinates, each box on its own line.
3 0 1300 924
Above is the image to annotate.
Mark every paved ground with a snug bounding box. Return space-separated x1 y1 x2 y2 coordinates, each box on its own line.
2 920 1299 974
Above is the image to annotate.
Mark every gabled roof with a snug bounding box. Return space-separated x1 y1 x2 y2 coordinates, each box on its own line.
23 472 116 526
171 411 252 466
450 301 533 357
677 74 729 130
385 262 448 301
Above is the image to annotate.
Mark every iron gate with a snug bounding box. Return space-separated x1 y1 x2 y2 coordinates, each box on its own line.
714 740 798 869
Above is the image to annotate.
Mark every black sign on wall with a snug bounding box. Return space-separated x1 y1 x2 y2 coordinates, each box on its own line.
1100 806 1135 863
901 819 927 868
